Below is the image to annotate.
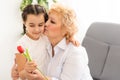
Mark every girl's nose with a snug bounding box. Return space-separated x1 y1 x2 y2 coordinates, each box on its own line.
35 27 40 32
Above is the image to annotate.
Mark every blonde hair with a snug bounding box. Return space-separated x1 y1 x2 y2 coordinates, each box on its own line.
49 3 78 39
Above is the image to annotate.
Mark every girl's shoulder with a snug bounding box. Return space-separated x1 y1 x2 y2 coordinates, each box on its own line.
16 34 28 44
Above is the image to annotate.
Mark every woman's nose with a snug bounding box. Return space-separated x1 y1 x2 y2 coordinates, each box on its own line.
44 25 47 27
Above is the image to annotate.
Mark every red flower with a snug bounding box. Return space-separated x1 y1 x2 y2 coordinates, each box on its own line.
17 46 24 53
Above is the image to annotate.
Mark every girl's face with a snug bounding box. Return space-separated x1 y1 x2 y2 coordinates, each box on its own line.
24 14 45 40
44 12 65 40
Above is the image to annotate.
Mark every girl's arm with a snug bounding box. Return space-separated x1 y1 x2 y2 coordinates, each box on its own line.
11 64 19 80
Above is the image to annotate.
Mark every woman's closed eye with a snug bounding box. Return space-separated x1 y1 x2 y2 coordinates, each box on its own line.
50 20 56 24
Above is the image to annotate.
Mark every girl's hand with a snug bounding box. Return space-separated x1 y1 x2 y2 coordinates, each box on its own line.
24 60 37 73
19 60 37 80
11 64 19 80
21 61 51 80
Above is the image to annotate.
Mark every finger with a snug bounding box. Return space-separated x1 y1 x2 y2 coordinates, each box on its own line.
12 77 19 80
25 65 37 72
27 60 36 64
26 67 37 73
26 72 36 80
75 41 80 47
66 39 69 44
12 72 19 79
32 75 38 80
32 69 46 79
26 61 37 68
11 68 19 76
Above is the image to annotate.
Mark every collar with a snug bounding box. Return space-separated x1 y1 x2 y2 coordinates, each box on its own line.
46 38 67 56
55 38 67 50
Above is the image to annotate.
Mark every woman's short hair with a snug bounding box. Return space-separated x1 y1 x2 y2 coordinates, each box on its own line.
49 4 78 39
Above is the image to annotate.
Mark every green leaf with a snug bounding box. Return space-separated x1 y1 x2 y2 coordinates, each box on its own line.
37 0 49 11
20 0 33 11
52 0 57 3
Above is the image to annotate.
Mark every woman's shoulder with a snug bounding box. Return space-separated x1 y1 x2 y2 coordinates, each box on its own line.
68 43 86 53
67 44 88 64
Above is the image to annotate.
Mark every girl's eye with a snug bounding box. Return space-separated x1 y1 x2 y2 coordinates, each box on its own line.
29 25 35 27
39 24 43 27
38 23 44 27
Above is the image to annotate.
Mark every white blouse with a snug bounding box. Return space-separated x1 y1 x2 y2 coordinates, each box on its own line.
45 38 93 80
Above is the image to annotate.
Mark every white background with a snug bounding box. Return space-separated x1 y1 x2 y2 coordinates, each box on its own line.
0 0 120 79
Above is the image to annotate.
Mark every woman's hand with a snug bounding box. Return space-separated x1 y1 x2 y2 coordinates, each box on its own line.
11 64 19 80
19 69 27 80
67 35 80 47
26 69 50 80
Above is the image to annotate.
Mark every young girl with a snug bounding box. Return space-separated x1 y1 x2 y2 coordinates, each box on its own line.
11 4 49 80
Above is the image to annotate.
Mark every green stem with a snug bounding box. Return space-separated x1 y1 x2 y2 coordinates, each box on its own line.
37 67 48 80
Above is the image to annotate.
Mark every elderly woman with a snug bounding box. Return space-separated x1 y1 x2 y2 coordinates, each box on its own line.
20 4 93 80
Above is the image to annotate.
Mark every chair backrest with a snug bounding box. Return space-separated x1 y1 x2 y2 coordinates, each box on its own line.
82 22 120 80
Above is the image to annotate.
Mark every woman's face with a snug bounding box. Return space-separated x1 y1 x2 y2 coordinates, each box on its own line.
44 12 64 40
24 14 45 40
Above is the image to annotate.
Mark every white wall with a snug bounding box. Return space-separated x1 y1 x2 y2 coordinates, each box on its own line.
59 0 120 42
0 0 22 79
0 0 120 79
